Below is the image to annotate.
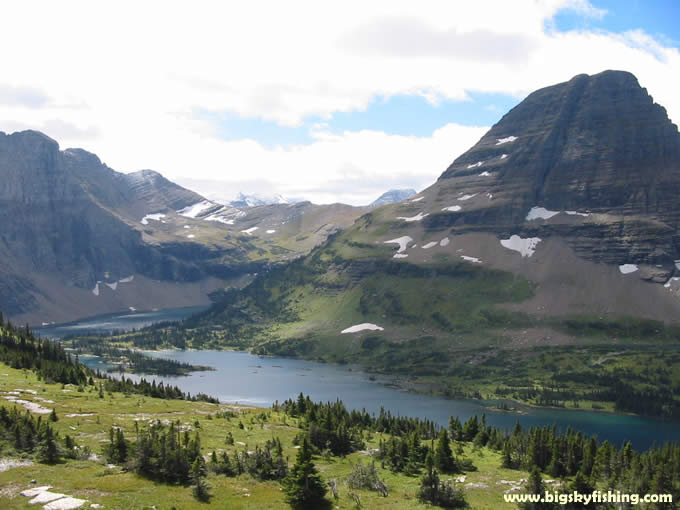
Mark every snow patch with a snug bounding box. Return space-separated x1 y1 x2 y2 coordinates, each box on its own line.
467 161 483 169
442 205 461 212
140 213 166 225
500 235 541 257
240 227 259 235
440 238 450 247
564 211 590 217
92 283 99 296
500 153 508 159
410 196 424 202
461 256 482 264
619 264 638 274
341 323 384 334
496 136 518 145
396 212 429 222
457 194 477 201
119 275 134 283
204 214 235 225
526 207 560 221
177 200 214 218
422 242 438 249
664 277 680 289
105 282 118 291
266 229 276 234
393 253 408 259
183 225 191 229
384 236 413 253
187 234 196 239
479 171 491 177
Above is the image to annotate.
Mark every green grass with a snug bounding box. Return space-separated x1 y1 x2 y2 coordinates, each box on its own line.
0 363 530 509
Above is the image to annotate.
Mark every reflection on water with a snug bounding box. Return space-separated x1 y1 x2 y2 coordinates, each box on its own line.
83 349 680 450
36 306 209 338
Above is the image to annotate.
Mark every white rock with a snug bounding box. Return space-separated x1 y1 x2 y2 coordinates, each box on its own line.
20 486 51 497
44 497 88 510
28 491 66 504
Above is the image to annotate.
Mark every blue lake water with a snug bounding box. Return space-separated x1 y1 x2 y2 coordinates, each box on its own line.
83 349 680 451
53 307 680 450
36 306 209 338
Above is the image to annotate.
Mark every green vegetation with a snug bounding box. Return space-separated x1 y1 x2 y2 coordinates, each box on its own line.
0 317 679 508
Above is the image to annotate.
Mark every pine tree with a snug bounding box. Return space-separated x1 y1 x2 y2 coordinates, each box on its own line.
282 438 328 509
191 456 210 502
434 429 458 473
520 466 554 510
37 425 60 464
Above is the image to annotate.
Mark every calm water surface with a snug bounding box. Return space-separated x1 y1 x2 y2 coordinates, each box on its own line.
52 308 680 450
84 349 680 450
36 306 208 338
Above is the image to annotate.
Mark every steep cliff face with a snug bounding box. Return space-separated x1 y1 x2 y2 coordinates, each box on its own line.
173 71 680 350
425 71 680 269
0 131 367 322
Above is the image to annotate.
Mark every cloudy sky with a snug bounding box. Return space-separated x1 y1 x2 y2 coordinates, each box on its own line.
1 0 679 205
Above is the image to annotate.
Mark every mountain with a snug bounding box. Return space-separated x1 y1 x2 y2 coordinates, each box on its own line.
229 192 290 207
370 188 417 207
0 131 366 324
134 70 680 371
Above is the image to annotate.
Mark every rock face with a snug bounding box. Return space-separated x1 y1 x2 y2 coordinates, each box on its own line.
0 130 368 322
370 189 417 207
0 131 245 318
430 70 680 269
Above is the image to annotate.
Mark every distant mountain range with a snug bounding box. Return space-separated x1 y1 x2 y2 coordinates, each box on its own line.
370 189 417 207
0 132 366 324
148 70 680 366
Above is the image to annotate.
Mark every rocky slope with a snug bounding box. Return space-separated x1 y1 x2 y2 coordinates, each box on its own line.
0 131 365 324
143 71 680 361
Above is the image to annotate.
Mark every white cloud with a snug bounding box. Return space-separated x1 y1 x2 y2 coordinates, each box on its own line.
0 0 678 204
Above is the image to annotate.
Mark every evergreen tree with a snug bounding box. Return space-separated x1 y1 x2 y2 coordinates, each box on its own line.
434 429 458 473
37 425 60 464
282 438 328 509
520 466 554 510
191 456 210 502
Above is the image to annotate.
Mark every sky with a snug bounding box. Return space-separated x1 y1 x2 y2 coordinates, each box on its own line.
1 0 679 206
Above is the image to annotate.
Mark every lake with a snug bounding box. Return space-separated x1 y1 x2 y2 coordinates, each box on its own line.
56 307 680 450
36 306 209 338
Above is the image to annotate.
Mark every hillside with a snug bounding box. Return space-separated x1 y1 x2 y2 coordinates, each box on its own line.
0 131 366 325
1 321 677 509
109 71 680 414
